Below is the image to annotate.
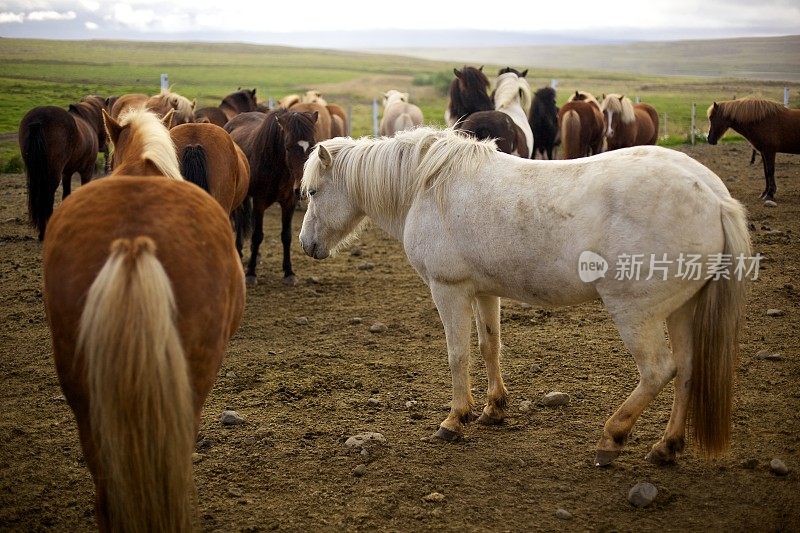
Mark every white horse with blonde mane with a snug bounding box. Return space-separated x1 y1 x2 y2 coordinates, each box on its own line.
493 72 533 157
299 127 751 466
380 90 424 136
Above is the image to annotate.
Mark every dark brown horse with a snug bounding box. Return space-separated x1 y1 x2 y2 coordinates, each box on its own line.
225 109 318 286
529 86 559 159
558 91 605 159
459 111 528 157
195 88 259 127
81 95 114 172
708 97 800 202
18 97 106 240
599 94 659 150
445 66 494 127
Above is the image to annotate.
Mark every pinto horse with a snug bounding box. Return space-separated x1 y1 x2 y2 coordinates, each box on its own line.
225 109 318 285
600 94 658 150
195 88 258 127
707 97 800 202
558 91 605 159
492 69 533 158
18 97 106 240
529 87 559 160
300 127 750 466
171 122 251 214
44 105 244 531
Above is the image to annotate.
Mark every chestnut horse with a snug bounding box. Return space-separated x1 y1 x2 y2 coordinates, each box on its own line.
289 102 332 142
171 122 251 214
225 109 318 285
529 87 559 159
290 91 348 137
600 94 658 150
44 103 244 531
195 88 258 127
558 91 605 159
18 97 106 240
707 97 800 202
102 108 182 180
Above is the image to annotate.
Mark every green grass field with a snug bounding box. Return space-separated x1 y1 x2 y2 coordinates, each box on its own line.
2 38 797 169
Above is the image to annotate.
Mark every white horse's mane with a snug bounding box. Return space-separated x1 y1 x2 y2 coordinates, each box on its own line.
118 107 183 181
303 127 498 216
601 93 636 124
493 72 532 113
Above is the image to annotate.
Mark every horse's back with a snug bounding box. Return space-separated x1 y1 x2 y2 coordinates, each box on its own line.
195 107 229 128
634 104 659 145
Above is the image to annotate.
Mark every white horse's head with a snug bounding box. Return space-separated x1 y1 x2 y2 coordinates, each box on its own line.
383 90 409 107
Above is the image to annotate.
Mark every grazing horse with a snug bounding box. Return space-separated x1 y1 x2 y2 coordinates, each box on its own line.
225 109 318 285
600 94 659 150
558 91 605 159
707 97 800 202
493 70 533 158
44 100 244 531
529 87 559 159
18 98 106 240
445 66 494 127
195 88 258 127
380 90 424 136
171 122 251 214
300 127 750 466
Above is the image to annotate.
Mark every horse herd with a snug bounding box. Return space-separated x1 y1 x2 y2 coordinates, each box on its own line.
11 64 795 531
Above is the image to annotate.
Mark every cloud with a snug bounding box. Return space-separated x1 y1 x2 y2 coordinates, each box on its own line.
80 0 100 11
27 10 76 21
85 20 97 29
0 11 24 23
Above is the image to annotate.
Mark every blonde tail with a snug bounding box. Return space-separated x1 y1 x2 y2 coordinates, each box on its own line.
79 236 194 532
560 109 581 159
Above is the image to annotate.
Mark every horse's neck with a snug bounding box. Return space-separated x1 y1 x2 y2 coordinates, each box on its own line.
114 157 163 178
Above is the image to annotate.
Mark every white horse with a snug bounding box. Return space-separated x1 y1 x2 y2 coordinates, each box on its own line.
380 90 424 137
299 127 751 466
493 72 533 158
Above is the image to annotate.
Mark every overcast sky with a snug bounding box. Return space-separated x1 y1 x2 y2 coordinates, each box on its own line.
0 0 798 45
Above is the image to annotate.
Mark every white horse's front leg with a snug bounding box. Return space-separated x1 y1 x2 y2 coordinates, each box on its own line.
473 295 508 425
430 281 475 441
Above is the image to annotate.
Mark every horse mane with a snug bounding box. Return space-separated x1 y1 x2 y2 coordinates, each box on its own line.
448 67 494 119
148 91 194 122
303 127 497 220
493 72 532 113
222 89 257 112
249 109 316 178
534 87 556 105
568 90 600 108
601 93 636 124
708 97 785 124
282 110 318 145
117 108 183 181
302 90 327 106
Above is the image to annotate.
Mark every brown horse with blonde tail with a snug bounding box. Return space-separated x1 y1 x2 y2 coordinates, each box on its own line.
44 106 244 532
599 93 658 150
558 90 605 159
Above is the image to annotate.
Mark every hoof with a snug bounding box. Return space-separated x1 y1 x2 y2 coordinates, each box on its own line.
431 426 463 442
645 449 676 466
282 275 298 287
476 412 504 426
245 275 257 287
594 449 621 467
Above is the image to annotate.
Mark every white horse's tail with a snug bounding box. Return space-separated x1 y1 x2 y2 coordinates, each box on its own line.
394 113 414 134
689 196 750 458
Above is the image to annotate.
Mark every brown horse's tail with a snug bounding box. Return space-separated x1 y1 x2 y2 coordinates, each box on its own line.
180 144 210 194
560 109 581 159
689 196 750 458
78 236 194 532
22 122 54 239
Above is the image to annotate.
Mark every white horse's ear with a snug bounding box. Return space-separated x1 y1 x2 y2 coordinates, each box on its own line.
318 145 333 169
402 92 409 101
619 95 625 101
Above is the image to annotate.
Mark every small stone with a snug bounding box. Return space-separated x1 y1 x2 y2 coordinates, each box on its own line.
519 302 532 309
770 458 789 476
350 247 362 256
740 458 759 469
192 452 203 464
295 316 309 325
628 482 658 507
519 400 533 413
422 492 446 503
357 262 374 271
308 276 322 284
225 371 237 378
530 364 543 373
766 309 785 317
352 464 368 477
344 432 387 449
516 458 526 467
405 400 418 409
555 508 572 520
220 410 245 426
360 448 369 457
541 391 570 407
367 397 381 407
763 200 778 208
727 176 737 182
755 350 784 361
228 487 243 497
51 394 66 402
350 317 363 324
369 322 387 333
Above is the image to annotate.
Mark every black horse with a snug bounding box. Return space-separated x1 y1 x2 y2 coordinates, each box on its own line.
529 87 559 160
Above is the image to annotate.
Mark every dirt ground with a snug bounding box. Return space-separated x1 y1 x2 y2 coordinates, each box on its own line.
0 142 798 532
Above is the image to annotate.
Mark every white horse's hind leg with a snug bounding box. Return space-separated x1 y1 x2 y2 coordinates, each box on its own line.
646 296 696 464
430 281 476 441
595 317 675 466
473 295 508 425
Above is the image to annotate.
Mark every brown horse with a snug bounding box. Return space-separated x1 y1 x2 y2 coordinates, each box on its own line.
110 93 148 119
44 99 244 531
558 91 605 159
171 122 251 214
18 97 106 240
708 97 800 202
459 111 528 157
445 66 494 127
81 95 114 172
299 91 348 137
289 102 332 142
600 94 658 150
112 91 195 125
195 88 258 127
225 109 318 285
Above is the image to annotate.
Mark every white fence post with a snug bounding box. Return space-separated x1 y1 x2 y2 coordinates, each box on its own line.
347 104 353 136
268 97 274 110
550 79 557 89
635 96 640 103
372 98 379 137
663 112 668 139
691 103 696 145
160 73 169 93
784 87 790 107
